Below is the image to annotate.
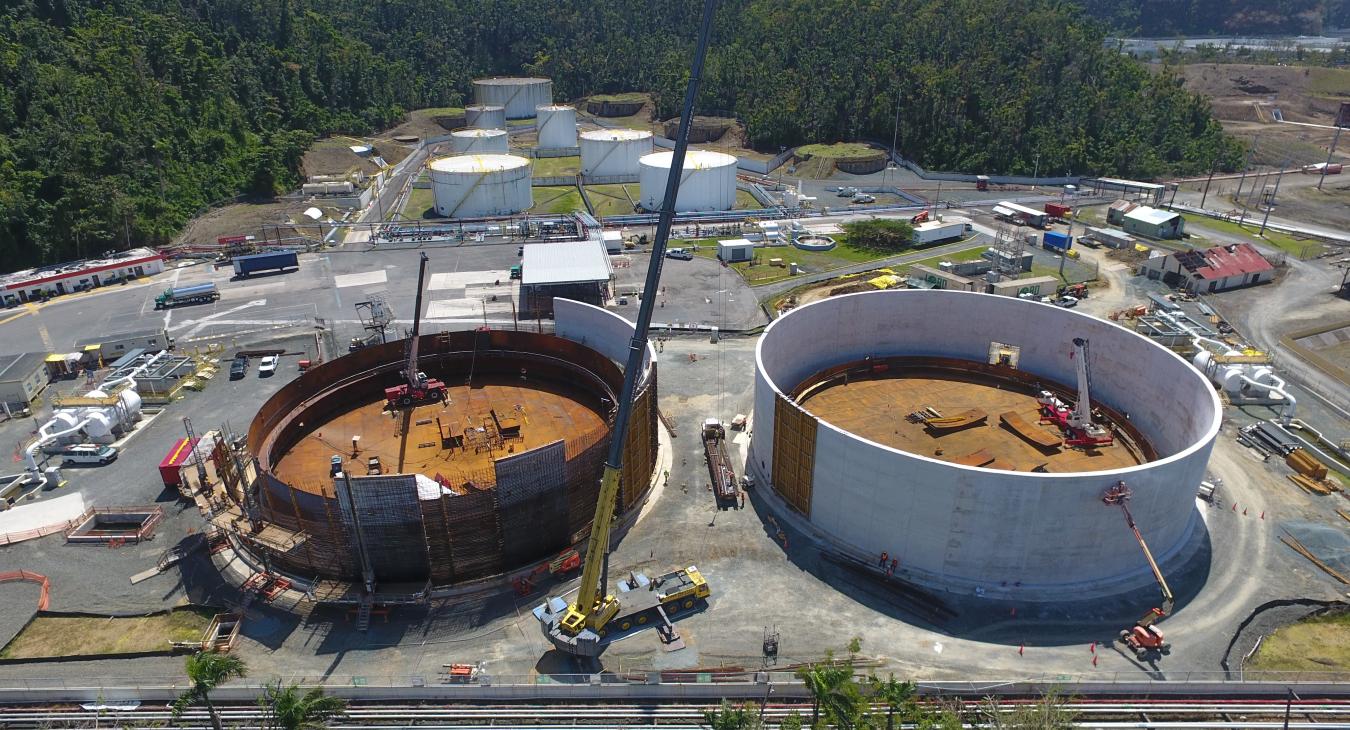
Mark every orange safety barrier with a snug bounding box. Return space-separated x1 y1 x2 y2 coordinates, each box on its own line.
0 570 51 610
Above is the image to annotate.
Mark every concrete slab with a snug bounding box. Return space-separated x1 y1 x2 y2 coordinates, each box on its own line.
428 271 512 290
334 270 388 288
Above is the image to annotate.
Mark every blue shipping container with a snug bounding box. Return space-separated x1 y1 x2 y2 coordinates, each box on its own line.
1042 231 1072 251
234 250 299 276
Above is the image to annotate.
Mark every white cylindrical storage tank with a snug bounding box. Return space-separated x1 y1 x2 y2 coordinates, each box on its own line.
473 77 553 119
450 128 509 154
119 388 142 419
50 410 81 433
1219 365 1247 393
579 129 652 177
536 105 578 149
83 410 114 441
465 105 506 130
639 150 738 212
428 154 532 218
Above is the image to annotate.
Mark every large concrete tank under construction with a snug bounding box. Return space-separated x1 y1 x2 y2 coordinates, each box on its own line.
428 154 531 218
579 128 652 177
473 77 553 120
465 104 506 130
242 300 659 590
450 128 509 154
535 105 578 149
751 290 1222 599
639 150 738 212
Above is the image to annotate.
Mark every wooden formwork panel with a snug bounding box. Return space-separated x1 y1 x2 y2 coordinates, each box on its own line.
773 394 817 516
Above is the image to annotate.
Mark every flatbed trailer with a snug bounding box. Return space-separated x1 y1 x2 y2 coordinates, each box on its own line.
702 419 738 505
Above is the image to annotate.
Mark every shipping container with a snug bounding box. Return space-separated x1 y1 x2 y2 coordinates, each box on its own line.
1044 202 1072 219
1042 231 1073 251
158 437 201 487
233 250 299 277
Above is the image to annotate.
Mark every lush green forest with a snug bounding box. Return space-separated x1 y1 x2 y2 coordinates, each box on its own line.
1 0 1242 266
1076 0 1349 36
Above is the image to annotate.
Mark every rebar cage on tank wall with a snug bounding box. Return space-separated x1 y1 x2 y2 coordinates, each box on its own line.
245 329 658 587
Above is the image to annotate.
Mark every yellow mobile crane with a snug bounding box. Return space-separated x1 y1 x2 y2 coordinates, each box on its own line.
533 0 719 658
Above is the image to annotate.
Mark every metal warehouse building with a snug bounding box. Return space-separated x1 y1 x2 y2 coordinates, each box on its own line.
520 241 613 317
1122 206 1186 239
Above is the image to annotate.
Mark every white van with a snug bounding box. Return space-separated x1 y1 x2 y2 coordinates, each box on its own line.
50 444 118 465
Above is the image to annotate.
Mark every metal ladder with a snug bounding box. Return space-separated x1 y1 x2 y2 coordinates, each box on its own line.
356 598 373 632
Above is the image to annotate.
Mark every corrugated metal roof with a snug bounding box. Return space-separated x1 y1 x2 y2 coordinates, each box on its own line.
521 241 612 285
1123 206 1179 225
1182 243 1273 280
0 352 47 383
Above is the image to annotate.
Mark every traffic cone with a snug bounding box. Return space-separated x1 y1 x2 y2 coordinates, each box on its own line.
1092 654 1098 667
1089 641 1096 654
1232 502 1238 511
1018 643 1024 656
1243 508 1248 516
1261 511 1265 520
1010 607 1017 618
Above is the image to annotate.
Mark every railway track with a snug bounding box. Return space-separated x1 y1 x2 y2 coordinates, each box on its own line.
1 700 1349 729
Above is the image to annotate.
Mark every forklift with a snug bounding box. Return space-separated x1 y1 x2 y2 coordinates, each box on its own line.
1103 481 1174 661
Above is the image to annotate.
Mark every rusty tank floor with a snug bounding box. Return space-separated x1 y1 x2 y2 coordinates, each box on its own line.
273 375 608 493
798 371 1149 473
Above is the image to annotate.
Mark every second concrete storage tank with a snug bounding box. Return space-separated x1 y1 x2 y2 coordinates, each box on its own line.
450 128 509 154
580 129 652 177
429 154 532 218
465 105 506 130
536 105 578 149
639 150 738 212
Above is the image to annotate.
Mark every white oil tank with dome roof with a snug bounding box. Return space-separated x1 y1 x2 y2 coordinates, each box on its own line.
639 150 738 212
473 77 553 119
465 105 506 130
580 129 653 177
450 128 509 154
429 154 532 218
535 105 578 149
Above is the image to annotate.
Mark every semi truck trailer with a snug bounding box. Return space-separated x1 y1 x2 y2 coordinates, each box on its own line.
233 250 299 277
154 282 219 309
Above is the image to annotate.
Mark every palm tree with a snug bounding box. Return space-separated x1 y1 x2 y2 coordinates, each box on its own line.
173 652 247 730
867 674 916 730
259 681 348 730
796 658 861 729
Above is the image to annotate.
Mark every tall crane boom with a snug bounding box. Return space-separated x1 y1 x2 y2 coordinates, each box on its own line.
405 252 429 386
384 252 446 409
541 0 719 655
1069 337 1094 429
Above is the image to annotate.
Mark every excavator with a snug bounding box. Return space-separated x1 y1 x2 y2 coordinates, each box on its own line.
533 0 718 659
383 252 447 410
1103 481 1174 661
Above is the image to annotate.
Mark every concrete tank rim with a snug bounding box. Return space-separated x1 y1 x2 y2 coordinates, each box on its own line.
580 128 652 142
537 104 575 112
428 154 531 174
465 104 505 112
754 289 1223 479
639 149 738 169
450 128 508 138
473 76 552 85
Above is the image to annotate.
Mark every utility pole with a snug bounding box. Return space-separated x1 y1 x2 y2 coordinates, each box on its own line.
1318 123 1343 191
1259 162 1287 236
1033 152 1041 181
1199 162 1216 209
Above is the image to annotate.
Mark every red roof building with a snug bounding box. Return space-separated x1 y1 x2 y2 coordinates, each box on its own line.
1139 242 1275 293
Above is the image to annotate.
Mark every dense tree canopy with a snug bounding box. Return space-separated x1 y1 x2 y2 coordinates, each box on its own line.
1075 0 1346 36
1 0 1242 266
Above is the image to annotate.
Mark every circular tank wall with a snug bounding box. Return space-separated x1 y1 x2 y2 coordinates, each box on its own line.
473 77 553 119
579 129 653 177
639 150 738 212
465 105 506 130
536 105 578 149
751 290 1221 598
450 128 509 154
428 154 532 218
246 322 659 588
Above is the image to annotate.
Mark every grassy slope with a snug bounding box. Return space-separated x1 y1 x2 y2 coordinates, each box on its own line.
1249 611 1350 672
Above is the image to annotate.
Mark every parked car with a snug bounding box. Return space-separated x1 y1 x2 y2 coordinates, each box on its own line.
665 248 693 261
51 444 118 466
258 355 279 376
230 355 248 380
836 187 857 198
1054 296 1079 308
851 194 876 204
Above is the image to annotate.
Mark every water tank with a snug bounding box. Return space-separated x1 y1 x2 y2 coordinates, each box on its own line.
450 128 509 154
579 129 652 177
1218 365 1247 393
639 150 738 212
83 410 114 441
536 105 578 149
428 154 532 218
1192 350 1215 378
50 410 82 433
119 388 143 419
1251 366 1277 386
465 105 506 130
473 77 553 119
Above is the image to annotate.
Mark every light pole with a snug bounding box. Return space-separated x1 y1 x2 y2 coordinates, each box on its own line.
1318 123 1343 191
1259 162 1287 236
